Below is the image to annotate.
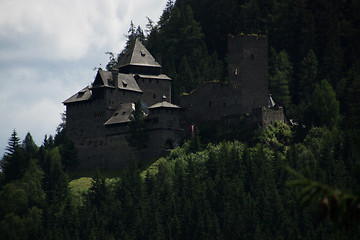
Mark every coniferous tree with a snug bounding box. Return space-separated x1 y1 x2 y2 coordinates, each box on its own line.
1 130 26 182
298 49 318 103
269 49 293 111
305 79 340 129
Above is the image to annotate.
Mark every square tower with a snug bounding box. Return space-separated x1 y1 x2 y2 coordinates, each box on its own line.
228 34 268 111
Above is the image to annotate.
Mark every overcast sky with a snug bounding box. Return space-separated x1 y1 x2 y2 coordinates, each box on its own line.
0 0 168 156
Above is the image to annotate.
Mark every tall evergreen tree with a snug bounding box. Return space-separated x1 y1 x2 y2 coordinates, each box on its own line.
269 49 293 111
298 49 318 103
1 130 26 182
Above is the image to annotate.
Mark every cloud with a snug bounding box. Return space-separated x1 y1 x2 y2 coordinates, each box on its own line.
0 0 167 61
0 0 168 155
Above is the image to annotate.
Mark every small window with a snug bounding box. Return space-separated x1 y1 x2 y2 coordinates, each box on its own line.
157 80 159 84
223 102 226 107
122 111 126 115
234 68 238 75
153 94 156 99
251 53 255 60
209 101 212 107
77 92 84 98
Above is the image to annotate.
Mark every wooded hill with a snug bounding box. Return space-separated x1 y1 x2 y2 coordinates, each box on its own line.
1 0 360 239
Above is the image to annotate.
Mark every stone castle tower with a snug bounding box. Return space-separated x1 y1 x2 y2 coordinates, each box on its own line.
228 34 268 113
64 34 286 169
180 34 270 122
64 39 183 169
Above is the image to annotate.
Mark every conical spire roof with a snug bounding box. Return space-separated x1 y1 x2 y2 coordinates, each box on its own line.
267 94 276 108
117 38 161 68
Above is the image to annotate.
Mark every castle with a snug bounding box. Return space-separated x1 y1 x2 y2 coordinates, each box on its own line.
64 34 286 169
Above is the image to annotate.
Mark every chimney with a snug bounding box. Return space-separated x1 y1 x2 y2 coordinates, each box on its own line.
111 68 119 87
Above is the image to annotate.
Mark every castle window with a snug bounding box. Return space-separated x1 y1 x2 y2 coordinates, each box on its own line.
77 92 85 98
122 111 126 115
122 80 128 87
209 101 212 107
251 53 255 60
223 102 226 107
157 80 159 84
234 68 238 75
153 94 156 99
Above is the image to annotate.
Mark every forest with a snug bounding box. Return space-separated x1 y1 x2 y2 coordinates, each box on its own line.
1 0 360 239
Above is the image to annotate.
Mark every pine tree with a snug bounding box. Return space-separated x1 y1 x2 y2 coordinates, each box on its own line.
298 49 318 103
305 79 340 128
269 49 293 110
22 132 38 160
1 130 26 182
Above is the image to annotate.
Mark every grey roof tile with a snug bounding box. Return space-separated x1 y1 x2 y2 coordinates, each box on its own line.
104 103 135 125
117 39 161 68
136 74 171 81
63 86 92 104
95 70 143 93
148 100 181 109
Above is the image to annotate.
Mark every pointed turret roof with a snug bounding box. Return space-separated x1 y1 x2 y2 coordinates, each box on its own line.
149 96 181 109
267 94 276 108
117 39 161 68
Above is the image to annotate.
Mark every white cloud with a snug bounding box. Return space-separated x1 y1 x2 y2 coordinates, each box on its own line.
0 0 167 61
0 0 168 156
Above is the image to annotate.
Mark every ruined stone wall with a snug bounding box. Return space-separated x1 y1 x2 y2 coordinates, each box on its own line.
228 34 268 112
180 82 247 124
249 106 286 129
261 107 286 128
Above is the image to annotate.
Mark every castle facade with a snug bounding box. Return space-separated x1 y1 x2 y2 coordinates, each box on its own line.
64 34 286 169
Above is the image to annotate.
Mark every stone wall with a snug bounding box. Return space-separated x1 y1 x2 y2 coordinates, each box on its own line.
136 77 171 107
180 82 247 123
228 34 268 112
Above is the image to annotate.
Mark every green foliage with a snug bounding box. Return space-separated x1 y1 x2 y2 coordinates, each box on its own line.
1 129 27 182
287 167 360 233
269 49 293 110
305 79 340 128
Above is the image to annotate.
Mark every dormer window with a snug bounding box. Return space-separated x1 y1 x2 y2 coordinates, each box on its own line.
77 92 84 98
77 90 86 98
122 80 128 87
140 50 146 57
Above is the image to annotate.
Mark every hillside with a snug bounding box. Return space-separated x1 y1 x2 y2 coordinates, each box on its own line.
1 0 360 239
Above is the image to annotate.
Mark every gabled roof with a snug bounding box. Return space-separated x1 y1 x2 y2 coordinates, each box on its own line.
117 39 161 68
63 86 92 104
149 98 181 109
104 103 135 125
93 70 143 93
